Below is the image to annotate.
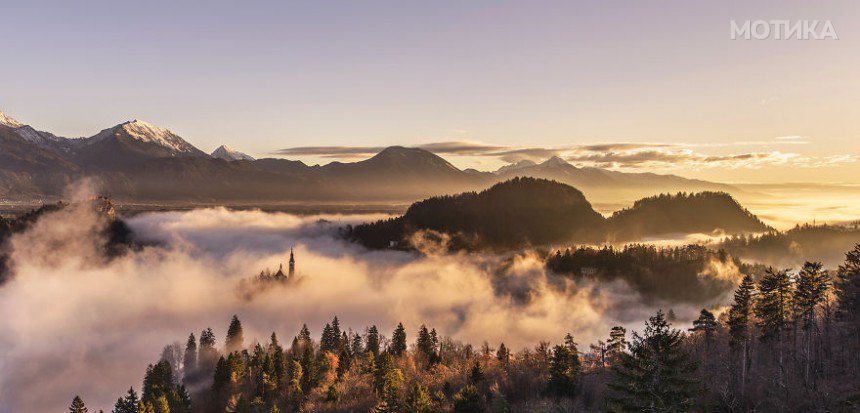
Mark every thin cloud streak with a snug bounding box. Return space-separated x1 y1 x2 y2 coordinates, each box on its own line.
270 136 852 172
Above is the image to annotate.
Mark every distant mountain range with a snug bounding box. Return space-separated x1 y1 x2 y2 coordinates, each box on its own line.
348 177 770 250
0 110 738 203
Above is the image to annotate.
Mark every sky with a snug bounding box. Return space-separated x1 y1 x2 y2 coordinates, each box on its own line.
1 0 859 183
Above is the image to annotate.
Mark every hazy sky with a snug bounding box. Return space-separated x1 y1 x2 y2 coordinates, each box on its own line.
2 1 859 182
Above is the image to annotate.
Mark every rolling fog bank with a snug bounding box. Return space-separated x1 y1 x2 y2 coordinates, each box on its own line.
0 198 744 412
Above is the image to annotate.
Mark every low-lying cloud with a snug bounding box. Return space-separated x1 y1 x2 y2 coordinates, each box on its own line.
0 203 736 412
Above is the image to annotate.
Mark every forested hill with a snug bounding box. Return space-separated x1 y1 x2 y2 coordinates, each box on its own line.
347 179 770 251
606 192 770 241
0 198 136 282
347 177 606 250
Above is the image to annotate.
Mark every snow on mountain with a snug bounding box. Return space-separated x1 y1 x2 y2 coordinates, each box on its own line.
0 110 23 128
494 159 537 174
88 119 202 155
212 145 255 161
541 156 570 167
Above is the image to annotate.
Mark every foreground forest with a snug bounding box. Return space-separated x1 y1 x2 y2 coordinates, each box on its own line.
68 245 860 413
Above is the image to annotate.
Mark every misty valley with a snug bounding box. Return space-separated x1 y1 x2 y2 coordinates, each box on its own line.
1 178 859 413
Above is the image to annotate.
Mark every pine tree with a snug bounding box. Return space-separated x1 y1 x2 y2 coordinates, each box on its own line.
606 310 698 412
403 382 433 413
226 315 244 354
755 267 794 388
452 385 483 413
183 334 197 383
320 323 335 352
331 316 342 350
366 325 381 355
373 352 404 410
296 324 312 351
795 261 830 384
416 325 434 359
113 388 140 413
198 328 218 377
469 360 484 384
756 268 794 341
690 309 718 346
269 332 286 385
546 336 581 398
70 395 89 413
496 343 510 365
390 323 407 357
606 326 627 364
835 245 860 333
727 274 755 398
351 332 363 355
213 356 230 389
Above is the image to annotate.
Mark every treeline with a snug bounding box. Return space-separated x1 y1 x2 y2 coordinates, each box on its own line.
70 245 860 412
347 179 770 251
719 222 860 268
546 244 763 303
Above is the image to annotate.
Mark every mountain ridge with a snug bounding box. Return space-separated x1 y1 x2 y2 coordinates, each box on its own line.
0 109 743 203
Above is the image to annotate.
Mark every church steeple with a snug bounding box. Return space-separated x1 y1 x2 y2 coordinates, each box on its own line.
288 248 295 277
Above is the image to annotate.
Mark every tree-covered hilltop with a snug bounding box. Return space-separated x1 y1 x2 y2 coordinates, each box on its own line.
82 244 860 412
546 244 763 304
348 177 607 250
606 191 771 241
347 180 773 251
0 198 136 282
719 222 860 268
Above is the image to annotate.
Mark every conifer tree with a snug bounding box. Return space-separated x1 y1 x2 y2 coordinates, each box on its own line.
496 343 510 365
226 315 244 354
606 310 698 412
452 385 483 413
320 323 335 352
727 274 755 396
299 324 311 342
113 388 140 413
70 395 89 413
469 360 484 384
269 332 286 383
403 382 433 413
606 326 627 364
690 309 718 347
795 261 830 383
373 352 404 410
546 344 579 397
366 325 381 355
390 323 407 357
183 334 197 383
835 245 860 333
416 325 434 359
351 333 364 355
198 328 218 377
213 356 230 389
331 316 342 348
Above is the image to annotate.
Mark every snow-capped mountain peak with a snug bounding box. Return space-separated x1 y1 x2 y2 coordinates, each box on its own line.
0 110 23 128
495 159 537 174
541 156 570 167
212 145 255 161
88 119 202 155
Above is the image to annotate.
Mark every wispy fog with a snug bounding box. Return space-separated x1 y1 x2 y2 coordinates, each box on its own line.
0 204 739 412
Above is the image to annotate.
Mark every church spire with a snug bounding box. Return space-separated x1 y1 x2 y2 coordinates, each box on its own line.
288 247 295 277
